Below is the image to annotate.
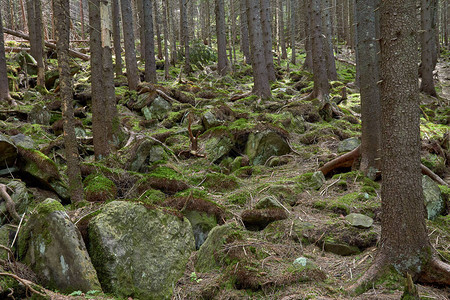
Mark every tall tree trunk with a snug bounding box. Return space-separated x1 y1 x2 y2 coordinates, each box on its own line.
112 0 123 77
26 0 45 87
246 0 271 98
0 7 13 104
356 0 381 177
19 0 27 31
143 0 157 82
348 0 355 50
121 0 140 89
239 0 250 64
180 0 192 74
323 0 338 80
54 0 84 203
154 0 163 59
169 0 177 64
420 0 437 97
303 0 313 71
215 0 229 75
350 0 450 291
163 0 170 79
259 0 276 81
80 0 85 40
89 0 120 159
311 0 329 101
278 0 287 59
289 0 296 64
342 0 349 46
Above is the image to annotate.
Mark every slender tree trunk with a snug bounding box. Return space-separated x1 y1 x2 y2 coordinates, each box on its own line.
290 0 296 64
54 0 84 203
112 0 123 77
26 0 45 87
180 0 192 74
154 0 163 59
0 7 13 104
20 0 27 31
303 0 313 71
206 0 211 45
169 0 177 64
121 0 140 89
216 0 229 75
246 0 271 98
239 0 250 63
343 0 349 46
278 0 287 59
311 0 329 100
230 0 237 66
348 0 355 50
260 0 276 81
80 0 85 40
356 0 381 177
163 0 170 79
420 0 437 97
143 0 157 82
323 0 338 80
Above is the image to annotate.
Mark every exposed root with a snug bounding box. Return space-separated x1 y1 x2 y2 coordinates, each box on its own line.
318 146 361 176
0 184 20 223
418 256 450 286
0 272 47 297
346 254 388 294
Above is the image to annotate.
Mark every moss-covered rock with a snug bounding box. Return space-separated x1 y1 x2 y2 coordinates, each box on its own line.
84 174 117 202
88 201 195 299
245 130 290 165
0 134 18 169
18 198 100 293
295 171 326 191
0 180 31 224
201 172 239 192
135 166 189 194
422 175 445 220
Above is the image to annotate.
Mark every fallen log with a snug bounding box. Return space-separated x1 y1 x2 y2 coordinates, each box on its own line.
3 28 90 61
4 46 30 53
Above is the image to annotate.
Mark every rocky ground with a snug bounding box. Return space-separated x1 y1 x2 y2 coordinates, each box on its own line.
0 45 449 299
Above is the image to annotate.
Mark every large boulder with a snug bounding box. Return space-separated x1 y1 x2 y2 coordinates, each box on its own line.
245 131 290 165
18 199 100 293
88 201 195 299
0 134 17 170
203 134 234 163
422 175 445 220
142 96 171 121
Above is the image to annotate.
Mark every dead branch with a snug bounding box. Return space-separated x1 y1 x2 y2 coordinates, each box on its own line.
3 28 90 61
155 89 176 103
336 57 356 66
230 91 251 102
318 146 361 176
0 273 47 297
0 184 20 223
421 164 448 186
4 46 31 53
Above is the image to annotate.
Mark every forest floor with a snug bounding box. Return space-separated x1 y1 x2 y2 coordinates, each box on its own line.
1 45 450 299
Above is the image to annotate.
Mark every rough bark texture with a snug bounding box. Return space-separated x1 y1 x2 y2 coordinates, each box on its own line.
215 0 229 75
239 0 250 64
54 0 84 203
246 0 271 98
112 0 123 77
310 0 329 101
323 0 337 80
420 0 437 97
0 8 12 103
143 0 157 82
259 0 276 82
289 0 296 64
163 0 170 79
180 0 192 74
153 0 163 59
278 0 287 59
302 0 313 71
356 0 381 177
121 0 140 89
25 0 45 86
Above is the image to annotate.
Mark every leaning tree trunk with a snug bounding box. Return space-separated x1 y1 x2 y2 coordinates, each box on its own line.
420 0 437 97
216 0 229 75
349 0 450 291
356 0 381 178
54 0 84 203
143 0 157 83
121 0 140 89
26 0 45 87
246 0 271 98
0 8 13 104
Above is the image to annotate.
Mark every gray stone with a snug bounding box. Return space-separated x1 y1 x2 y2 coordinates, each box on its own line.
88 201 195 299
0 134 17 169
204 135 234 163
422 175 445 220
255 196 283 209
245 131 290 165
0 225 15 260
311 171 326 190
143 96 171 121
338 137 360 153
345 213 374 228
28 105 51 125
196 224 234 272
11 134 35 149
323 240 360 256
184 210 217 250
0 180 31 224
148 145 168 163
19 199 100 293
202 110 224 129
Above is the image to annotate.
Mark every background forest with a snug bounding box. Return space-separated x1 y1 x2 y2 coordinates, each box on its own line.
0 0 449 299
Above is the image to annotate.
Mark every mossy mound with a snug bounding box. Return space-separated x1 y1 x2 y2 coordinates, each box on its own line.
201 172 239 192
135 166 189 194
84 173 117 202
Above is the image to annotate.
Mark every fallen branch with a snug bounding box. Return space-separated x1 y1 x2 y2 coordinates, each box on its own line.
230 91 251 102
318 146 361 176
421 164 448 186
336 57 356 66
3 28 90 61
155 89 176 103
4 46 31 53
0 184 20 223
0 273 46 297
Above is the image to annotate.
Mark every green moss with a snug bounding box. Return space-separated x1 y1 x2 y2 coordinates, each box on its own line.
227 191 251 206
175 188 210 200
360 186 377 196
35 198 65 215
202 173 239 192
148 166 183 181
84 174 117 202
137 189 166 205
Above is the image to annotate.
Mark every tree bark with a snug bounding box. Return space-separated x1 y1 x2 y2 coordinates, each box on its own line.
420 0 437 97
259 0 276 81
215 0 229 75
54 0 84 203
153 0 163 59
302 0 313 71
143 0 157 82
163 0 170 79
356 0 381 177
121 0 140 89
323 0 338 80
246 0 271 98
289 0 296 64
278 0 287 59
239 0 250 64
0 8 13 104
112 0 123 77
180 0 192 74
25 0 45 86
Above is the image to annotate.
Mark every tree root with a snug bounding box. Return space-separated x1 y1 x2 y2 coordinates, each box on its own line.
0 272 47 297
0 184 20 223
418 256 450 286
